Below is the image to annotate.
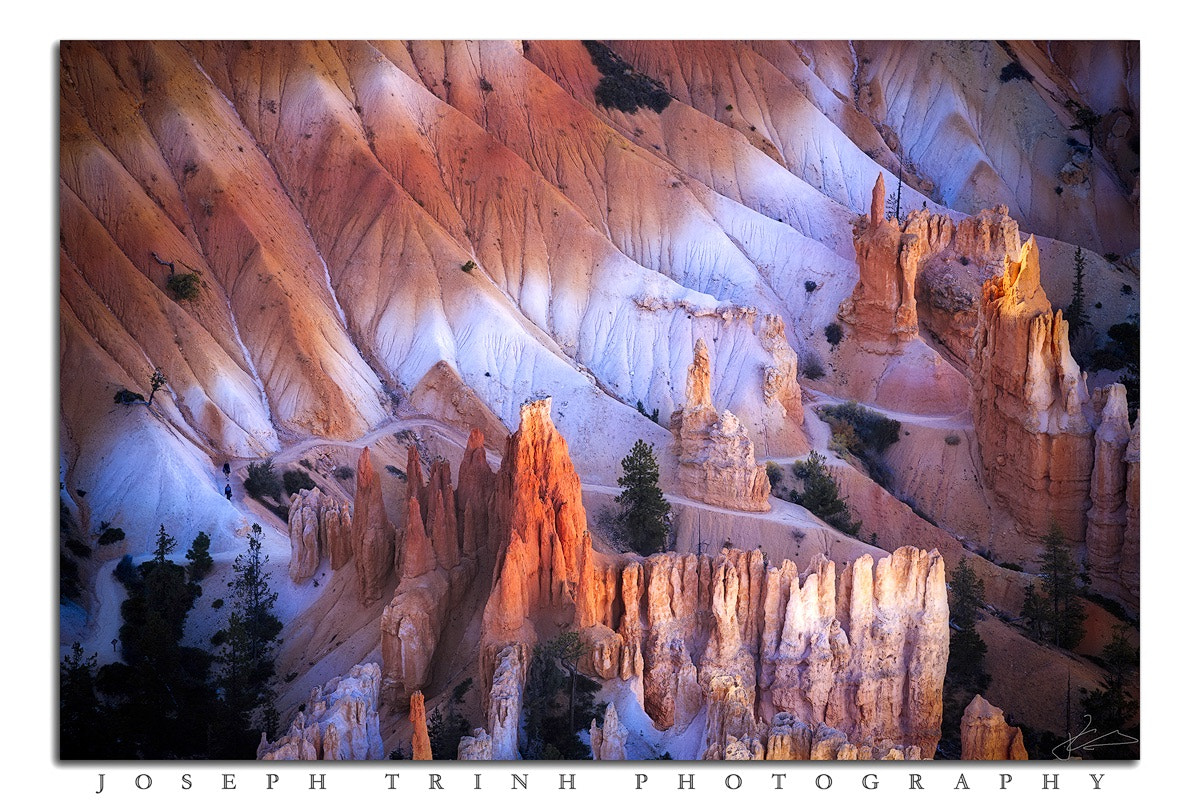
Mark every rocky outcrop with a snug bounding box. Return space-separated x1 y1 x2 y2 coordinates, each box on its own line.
457 428 496 558
589 703 629 760
381 432 489 704
758 548 949 757
1120 416 1140 608
671 339 771 512
481 398 591 649
702 674 764 760
485 644 527 761
970 236 1094 542
287 487 351 582
914 206 1020 365
840 173 919 348
350 447 395 605
410 690 432 760
960 695 1028 760
457 728 494 760
258 663 384 761
762 713 922 760
1086 384 1132 596
844 174 1021 365
469 397 948 760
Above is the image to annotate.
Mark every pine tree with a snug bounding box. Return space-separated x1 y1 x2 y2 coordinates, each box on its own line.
213 523 283 754
185 531 214 582
1064 247 1091 344
793 451 860 536
947 559 989 687
60 643 105 759
147 368 167 407
1021 524 1086 650
226 523 281 667
616 440 671 555
152 523 178 564
1079 624 1139 754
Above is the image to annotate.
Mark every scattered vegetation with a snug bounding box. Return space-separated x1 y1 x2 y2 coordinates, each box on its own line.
478 77 494 93
97 524 127 546
790 451 860 537
385 465 406 478
616 440 672 556
212 523 284 753
282 468 316 497
166 271 202 303
427 693 472 760
635 399 660 424
999 61 1033 82
804 280 817 292
816 401 900 486
1088 319 1139 423
1067 100 1102 149
333 465 355 481
582 40 672 114
244 458 282 500
764 461 783 489
944 433 961 446
801 353 826 380
113 388 145 405
461 260 476 273
824 321 844 347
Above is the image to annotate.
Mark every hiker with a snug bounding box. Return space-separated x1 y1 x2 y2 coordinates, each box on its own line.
225 484 232 501
222 462 230 477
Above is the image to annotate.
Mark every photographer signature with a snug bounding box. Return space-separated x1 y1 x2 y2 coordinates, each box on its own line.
1052 715 1139 760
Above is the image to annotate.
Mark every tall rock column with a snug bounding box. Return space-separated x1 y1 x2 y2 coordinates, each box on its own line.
671 339 771 512
1119 417 1140 608
840 172 919 348
350 447 395 605
410 691 432 760
1086 385 1132 597
969 236 1094 542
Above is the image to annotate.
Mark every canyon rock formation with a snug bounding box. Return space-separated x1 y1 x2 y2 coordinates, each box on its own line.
960 695 1028 760
671 339 771 512
1120 417 1140 608
410 691 432 760
589 703 629 761
1086 384 1135 604
970 236 1094 543
286 487 351 582
350 448 396 605
464 398 948 760
258 663 385 761
840 174 920 348
57 40 1137 764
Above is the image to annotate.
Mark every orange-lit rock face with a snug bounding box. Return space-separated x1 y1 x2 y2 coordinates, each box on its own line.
672 339 771 512
841 173 919 347
410 691 432 760
960 695 1027 760
350 447 395 606
481 398 591 646
469 398 948 759
970 237 1094 542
